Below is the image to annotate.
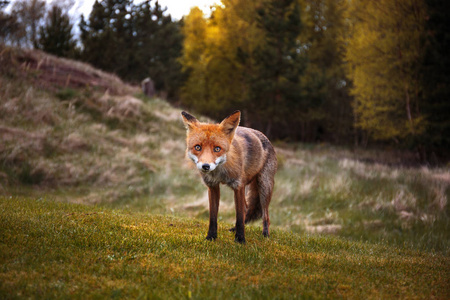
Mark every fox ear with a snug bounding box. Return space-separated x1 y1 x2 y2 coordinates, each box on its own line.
220 110 241 137
181 111 199 130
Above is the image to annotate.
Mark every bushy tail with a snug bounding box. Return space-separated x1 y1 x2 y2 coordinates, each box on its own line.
245 182 262 223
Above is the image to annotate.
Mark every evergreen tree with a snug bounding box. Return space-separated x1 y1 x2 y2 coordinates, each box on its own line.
37 5 77 58
79 0 183 98
80 0 134 77
133 0 184 98
299 0 352 143
247 0 304 137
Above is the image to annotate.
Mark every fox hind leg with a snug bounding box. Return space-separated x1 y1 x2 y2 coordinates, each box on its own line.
258 179 273 237
257 158 276 238
230 169 275 238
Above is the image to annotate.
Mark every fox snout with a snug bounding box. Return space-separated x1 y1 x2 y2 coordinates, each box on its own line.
199 161 214 173
188 151 227 173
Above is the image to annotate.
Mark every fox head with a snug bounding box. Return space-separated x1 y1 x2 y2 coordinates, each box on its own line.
181 111 241 173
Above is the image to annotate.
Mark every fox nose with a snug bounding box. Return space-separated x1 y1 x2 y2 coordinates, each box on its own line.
202 164 210 171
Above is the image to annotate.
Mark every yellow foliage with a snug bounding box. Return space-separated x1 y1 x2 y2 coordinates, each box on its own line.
179 1 265 118
345 0 427 140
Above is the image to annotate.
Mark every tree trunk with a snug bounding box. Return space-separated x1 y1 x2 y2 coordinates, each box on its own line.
405 84 415 135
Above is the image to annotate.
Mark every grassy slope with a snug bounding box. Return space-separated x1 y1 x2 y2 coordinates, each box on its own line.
1 196 448 299
0 46 202 208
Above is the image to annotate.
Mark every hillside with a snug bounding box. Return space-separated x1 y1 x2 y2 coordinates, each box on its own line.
0 45 449 256
1 196 448 299
0 45 197 206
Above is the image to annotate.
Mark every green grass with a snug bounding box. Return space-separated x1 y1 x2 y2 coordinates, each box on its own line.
0 196 448 299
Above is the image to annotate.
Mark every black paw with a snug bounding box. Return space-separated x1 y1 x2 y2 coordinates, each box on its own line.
229 227 236 232
206 235 217 241
234 235 246 244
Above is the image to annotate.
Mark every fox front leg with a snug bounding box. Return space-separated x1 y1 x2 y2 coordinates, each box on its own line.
233 187 246 244
206 185 220 241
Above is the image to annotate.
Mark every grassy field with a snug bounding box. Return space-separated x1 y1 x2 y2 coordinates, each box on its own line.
1 196 448 299
1 46 449 298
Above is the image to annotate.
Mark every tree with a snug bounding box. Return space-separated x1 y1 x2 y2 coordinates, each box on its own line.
79 0 183 98
244 0 303 137
297 0 352 143
345 0 427 148
80 0 134 77
11 0 46 48
0 1 22 46
180 2 261 119
133 0 184 98
179 7 212 114
37 4 77 58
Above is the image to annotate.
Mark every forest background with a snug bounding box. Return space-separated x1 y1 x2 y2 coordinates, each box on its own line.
1 0 449 163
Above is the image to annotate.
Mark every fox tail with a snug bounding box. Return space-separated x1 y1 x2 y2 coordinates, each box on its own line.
245 180 262 223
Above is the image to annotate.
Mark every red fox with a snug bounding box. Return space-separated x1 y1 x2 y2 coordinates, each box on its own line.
181 110 277 243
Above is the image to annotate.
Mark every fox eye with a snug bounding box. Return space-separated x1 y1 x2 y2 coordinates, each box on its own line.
194 145 202 151
214 146 221 152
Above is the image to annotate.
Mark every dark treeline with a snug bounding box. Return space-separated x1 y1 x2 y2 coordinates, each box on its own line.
0 0 449 161
79 0 184 98
0 0 184 98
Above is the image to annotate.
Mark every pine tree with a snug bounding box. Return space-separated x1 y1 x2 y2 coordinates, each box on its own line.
133 0 184 98
37 5 77 58
79 0 183 98
80 0 134 77
249 0 303 137
299 0 352 143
